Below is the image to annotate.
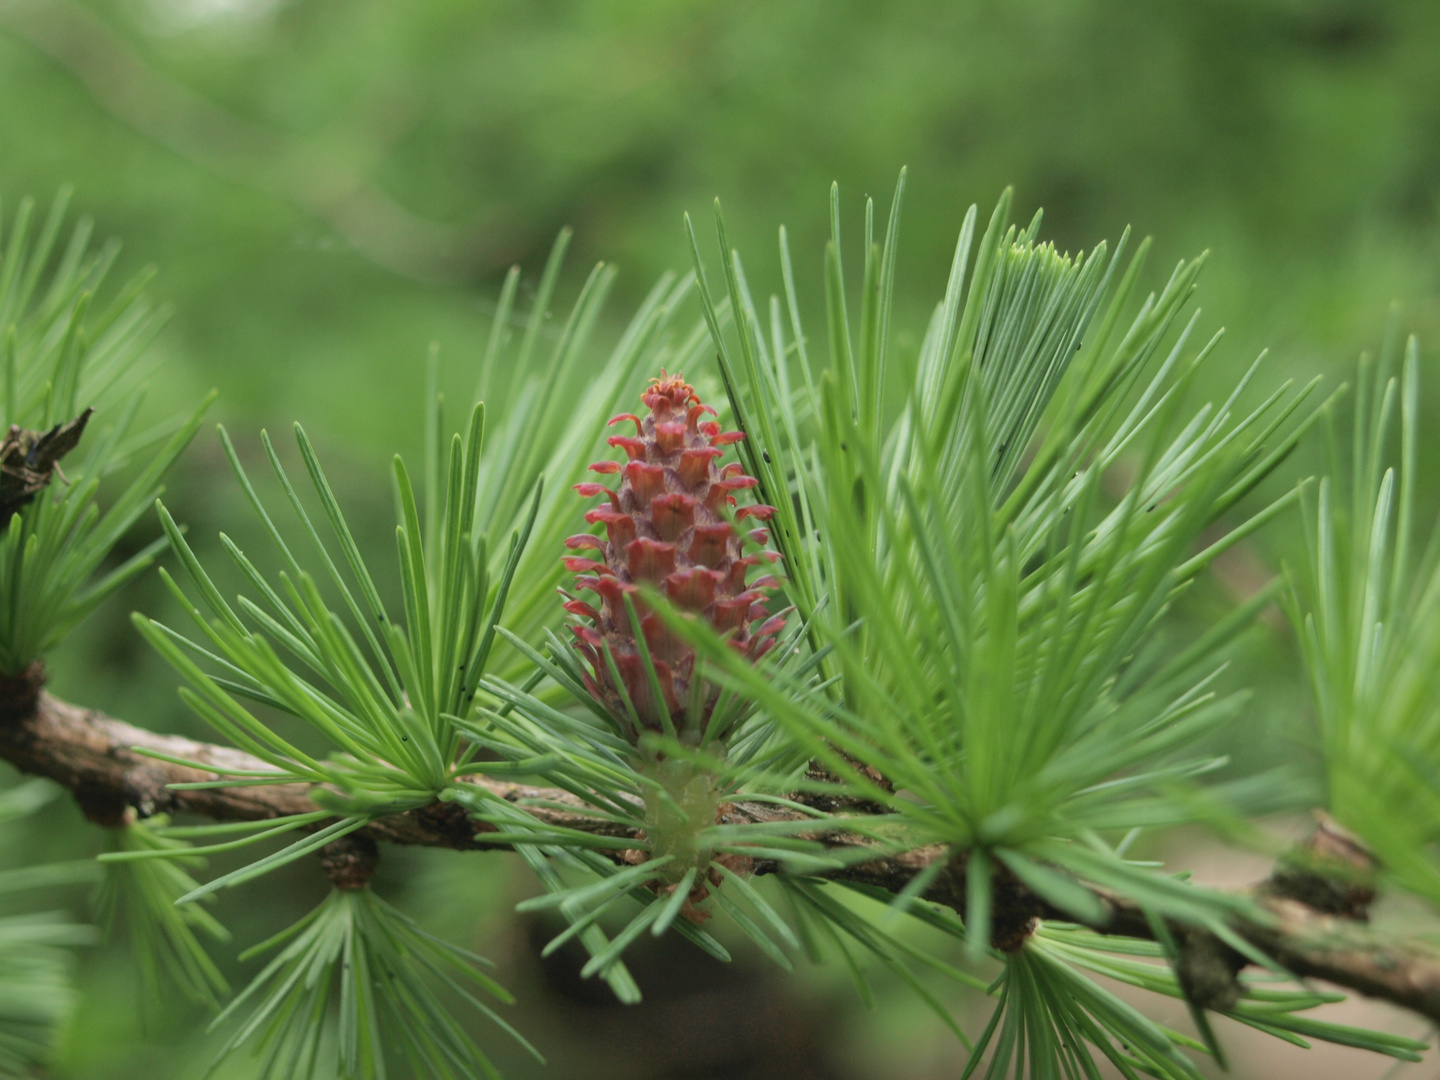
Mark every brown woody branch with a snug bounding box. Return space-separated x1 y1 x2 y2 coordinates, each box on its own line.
4 677 1440 1025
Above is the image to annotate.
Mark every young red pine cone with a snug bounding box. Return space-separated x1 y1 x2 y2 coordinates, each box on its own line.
562 373 786 737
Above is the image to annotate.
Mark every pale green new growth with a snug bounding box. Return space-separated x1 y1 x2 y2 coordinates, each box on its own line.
1288 330 1440 905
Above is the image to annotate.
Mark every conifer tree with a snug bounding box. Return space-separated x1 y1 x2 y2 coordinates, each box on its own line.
2 179 1438 1078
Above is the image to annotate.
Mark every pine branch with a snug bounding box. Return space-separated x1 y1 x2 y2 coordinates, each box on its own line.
0 674 611 851
5 676 1440 1025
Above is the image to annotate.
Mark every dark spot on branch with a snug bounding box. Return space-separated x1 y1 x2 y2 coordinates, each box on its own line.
0 409 94 529
320 834 379 890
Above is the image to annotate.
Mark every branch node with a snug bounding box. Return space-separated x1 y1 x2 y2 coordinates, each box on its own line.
0 662 45 724
415 799 484 846
321 834 379 891
990 859 1042 953
795 755 894 815
1175 928 1247 1011
73 782 134 828
1266 812 1378 920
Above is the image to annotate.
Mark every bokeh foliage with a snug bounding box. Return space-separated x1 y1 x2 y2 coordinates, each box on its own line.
0 0 1435 458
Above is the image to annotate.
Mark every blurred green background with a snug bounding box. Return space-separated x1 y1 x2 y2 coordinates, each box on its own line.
1 0 1438 1077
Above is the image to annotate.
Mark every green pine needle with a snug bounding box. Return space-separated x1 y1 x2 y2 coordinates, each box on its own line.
205 887 532 1080
1287 331 1440 907
0 189 212 673
94 815 231 1010
0 780 95 1075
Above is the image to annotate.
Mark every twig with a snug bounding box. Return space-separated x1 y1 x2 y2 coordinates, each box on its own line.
5 680 1440 1024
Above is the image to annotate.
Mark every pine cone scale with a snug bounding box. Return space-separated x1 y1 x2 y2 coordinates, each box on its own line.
562 373 786 736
